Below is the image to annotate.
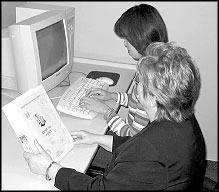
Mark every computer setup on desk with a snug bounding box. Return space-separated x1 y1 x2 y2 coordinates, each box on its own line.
1 61 135 190
2 1 121 120
1 3 135 190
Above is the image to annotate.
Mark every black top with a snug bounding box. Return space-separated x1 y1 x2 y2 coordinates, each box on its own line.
54 115 206 190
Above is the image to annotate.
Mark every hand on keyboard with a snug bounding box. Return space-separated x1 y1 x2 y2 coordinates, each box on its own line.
56 76 109 120
79 96 109 115
85 88 112 101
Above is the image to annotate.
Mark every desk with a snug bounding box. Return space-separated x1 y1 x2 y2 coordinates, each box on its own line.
2 59 135 190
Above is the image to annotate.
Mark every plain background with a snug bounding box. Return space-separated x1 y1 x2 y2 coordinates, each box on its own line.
1 1 217 161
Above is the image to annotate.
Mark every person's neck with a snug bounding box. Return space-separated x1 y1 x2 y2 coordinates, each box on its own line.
146 107 157 122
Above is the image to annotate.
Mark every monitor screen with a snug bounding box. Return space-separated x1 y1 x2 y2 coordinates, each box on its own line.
8 9 75 94
36 20 67 81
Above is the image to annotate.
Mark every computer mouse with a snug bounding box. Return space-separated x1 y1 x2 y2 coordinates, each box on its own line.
97 77 114 85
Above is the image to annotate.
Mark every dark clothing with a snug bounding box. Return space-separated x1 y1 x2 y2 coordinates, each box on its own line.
54 115 206 190
89 130 114 169
89 143 112 170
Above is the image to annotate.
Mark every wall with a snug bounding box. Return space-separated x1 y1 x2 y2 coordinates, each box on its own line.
1 1 26 28
2 1 217 161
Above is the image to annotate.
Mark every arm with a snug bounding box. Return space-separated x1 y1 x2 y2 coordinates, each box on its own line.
107 85 149 136
71 130 113 152
97 135 113 152
54 137 167 190
116 92 129 107
80 91 132 136
22 133 114 184
85 88 118 101
84 88 130 107
23 140 62 183
25 131 167 190
104 90 138 137
105 111 133 136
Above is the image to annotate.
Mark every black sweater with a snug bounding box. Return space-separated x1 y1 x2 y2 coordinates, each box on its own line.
54 115 206 190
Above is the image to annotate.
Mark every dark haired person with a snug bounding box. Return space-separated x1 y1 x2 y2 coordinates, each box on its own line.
24 42 206 190
80 3 169 171
81 3 168 137
81 4 168 171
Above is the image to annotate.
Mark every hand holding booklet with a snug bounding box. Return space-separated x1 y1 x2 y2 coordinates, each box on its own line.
2 85 74 162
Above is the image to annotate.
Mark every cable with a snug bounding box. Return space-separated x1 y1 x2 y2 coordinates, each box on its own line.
50 71 88 100
57 74 70 87
56 71 87 88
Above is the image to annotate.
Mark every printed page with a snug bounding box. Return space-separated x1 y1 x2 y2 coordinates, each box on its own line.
2 85 74 162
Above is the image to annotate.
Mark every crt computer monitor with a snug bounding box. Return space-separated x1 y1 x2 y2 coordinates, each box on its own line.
8 9 75 94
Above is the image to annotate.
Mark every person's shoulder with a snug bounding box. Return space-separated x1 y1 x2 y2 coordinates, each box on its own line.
146 120 176 133
139 120 180 142
143 116 199 140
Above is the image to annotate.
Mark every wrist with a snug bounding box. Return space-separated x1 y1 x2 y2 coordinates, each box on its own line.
104 107 115 120
110 92 118 101
103 106 110 115
45 161 56 181
45 161 62 182
94 134 103 145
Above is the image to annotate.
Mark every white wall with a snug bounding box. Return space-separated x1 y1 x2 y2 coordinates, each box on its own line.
3 1 218 161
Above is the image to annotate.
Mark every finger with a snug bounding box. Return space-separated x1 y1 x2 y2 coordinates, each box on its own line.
34 139 44 153
86 88 99 94
23 152 31 167
70 131 81 137
71 135 83 144
80 97 95 105
88 94 103 100
79 101 88 108
96 95 106 100
70 130 85 136
73 140 81 145
79 101 91 110
86 89 101 97
80 105 89 110
80 97 92 103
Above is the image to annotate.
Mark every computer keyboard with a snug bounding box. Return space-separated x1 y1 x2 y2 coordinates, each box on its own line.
56 76 109 119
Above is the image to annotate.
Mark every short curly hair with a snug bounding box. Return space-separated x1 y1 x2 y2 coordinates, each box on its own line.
137 42 201 122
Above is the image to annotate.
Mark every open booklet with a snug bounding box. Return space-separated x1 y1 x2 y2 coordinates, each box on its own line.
2 85 74 162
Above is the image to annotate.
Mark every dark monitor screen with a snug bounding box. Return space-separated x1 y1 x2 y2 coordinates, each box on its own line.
36 20 67 80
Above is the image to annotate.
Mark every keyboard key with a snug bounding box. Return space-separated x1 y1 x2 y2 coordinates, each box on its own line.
56 76 109 119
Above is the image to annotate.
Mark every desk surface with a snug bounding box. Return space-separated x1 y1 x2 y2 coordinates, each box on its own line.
2 60 135 190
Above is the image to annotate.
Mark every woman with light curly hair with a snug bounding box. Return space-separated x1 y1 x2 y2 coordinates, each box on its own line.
24 42 206 191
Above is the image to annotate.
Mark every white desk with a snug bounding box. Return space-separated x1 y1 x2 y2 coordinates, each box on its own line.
2 60 135 190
